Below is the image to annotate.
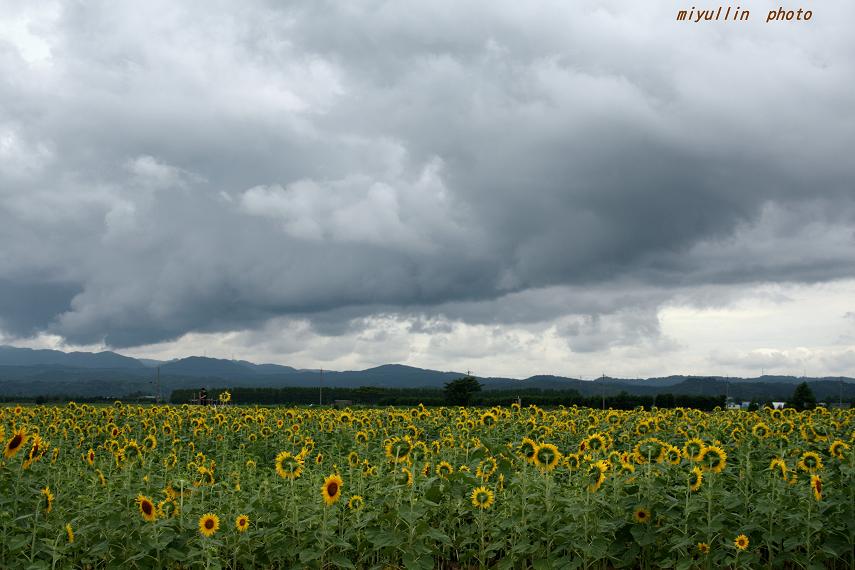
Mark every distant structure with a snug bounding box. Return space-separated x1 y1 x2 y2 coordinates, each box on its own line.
198 388 208 406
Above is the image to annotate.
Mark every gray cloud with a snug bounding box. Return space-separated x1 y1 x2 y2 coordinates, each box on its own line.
1 0 854 361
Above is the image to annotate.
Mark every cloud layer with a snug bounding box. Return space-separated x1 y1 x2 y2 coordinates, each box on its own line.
1 1 854 376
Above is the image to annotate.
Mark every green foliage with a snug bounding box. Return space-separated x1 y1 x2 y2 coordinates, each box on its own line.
1 403 853 568
790 382 817 411
443 376 482 406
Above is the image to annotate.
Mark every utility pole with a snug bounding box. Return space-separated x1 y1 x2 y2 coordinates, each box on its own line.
319 368 323 406
725 376 730 406
155 366 161 403
601 372 605 410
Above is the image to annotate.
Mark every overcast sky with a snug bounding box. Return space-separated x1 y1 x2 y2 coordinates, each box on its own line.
1 1 854 378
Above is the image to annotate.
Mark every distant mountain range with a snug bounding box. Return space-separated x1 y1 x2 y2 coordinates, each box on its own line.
0 344 853 401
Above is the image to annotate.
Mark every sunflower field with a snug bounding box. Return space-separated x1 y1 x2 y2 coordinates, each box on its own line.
1 400 853 569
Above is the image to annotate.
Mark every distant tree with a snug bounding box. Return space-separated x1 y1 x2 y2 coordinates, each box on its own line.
444 376 482 406
788 382 816 411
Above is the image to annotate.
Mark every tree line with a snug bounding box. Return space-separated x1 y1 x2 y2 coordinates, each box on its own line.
170 380 726 410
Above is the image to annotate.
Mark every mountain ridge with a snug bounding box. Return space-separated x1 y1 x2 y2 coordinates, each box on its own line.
0 345 852 400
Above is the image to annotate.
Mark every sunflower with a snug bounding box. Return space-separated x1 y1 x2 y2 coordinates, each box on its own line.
534 443 561 472
347 451 360 467
143 434 157 452
689 466 703 492
769 458 788 480
752 422 770 438
321 474 343 506
396 466 413 486
86 448 96 466
4 428 28 459
218 390 231 404
633 506 651 524
697 542 710 555
274 451 304 480
829 440 849 460
347 495 364 510
23 434 47 469
810 474 822 501
664 445 681 465
699 445 727 473
587 460 608 492
235 514 250 532
470 486 495 509
797 451 823 473
476 457 498 480
137 494 157 522
158 497 180 518
479 411 498 427
634 438 666 464
584 433 608 454
734 534 749 551
195 465 216 487
41 486 54 514
563 452 582 471
199 513 220 537
384 437 412 463
436 461 454 478
518 437 538 463
683 438 706 462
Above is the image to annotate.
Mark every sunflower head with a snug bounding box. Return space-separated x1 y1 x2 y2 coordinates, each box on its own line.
470 486 495 509
752 422 769 438
136 494 157 522
810 474 822 501
384 437 412 463
4 428 28 459
518 437 538 463
769 458 788 479
347 451 360 467
476 457 498 480
321 474 343 506
347 495 364 510
797 451 823 473
697 542 710 555
563 453 581 471
700 445 727 473
274 451 304 480
587 460 608 492
396 467 413 486
199 513 220 537
689 466 703 492
235 514 250 532
734 534 749 551
829 440 849 460
436 461 454 478
534 443 561 471
683 438 706 462
41 486 54 513
633 506 651 524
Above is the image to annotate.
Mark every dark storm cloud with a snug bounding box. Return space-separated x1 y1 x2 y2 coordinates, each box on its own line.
1 0 854 349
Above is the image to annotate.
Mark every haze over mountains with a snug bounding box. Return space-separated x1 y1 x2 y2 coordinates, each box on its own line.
0 345 853 402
